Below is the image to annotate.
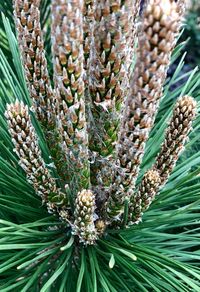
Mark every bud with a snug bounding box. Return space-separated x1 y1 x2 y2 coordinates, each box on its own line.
72 189 97 244
13 0 63 179
128 95 196 226
95 219 106 235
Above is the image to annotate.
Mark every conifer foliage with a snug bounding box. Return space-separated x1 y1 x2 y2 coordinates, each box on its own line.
10 0 192 244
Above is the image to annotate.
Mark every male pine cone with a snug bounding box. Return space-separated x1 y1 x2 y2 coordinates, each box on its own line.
14 0 55 125
129 95 197 225
5 101 68 216
72 189 97 245
154 95 197 186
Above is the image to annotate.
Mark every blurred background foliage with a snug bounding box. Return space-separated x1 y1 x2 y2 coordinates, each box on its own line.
184 0 200 65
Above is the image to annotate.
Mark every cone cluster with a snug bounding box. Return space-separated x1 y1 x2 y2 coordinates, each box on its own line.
7 0 195 245
107 0 186 220
129 95 196 223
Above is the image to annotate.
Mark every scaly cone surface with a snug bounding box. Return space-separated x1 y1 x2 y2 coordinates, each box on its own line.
13 0 62 178
129 95 196 225
83 0 94 67
88 0 140 191
107 0 186 221
129 169 160 224
13 0 55 126
5 101 69 218
153 95 197 185
51 0 90 190
72 189 97 244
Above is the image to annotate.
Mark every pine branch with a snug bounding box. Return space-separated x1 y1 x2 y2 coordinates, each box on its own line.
2 3 200 289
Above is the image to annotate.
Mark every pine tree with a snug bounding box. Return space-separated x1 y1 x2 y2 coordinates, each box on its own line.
1 0 200 291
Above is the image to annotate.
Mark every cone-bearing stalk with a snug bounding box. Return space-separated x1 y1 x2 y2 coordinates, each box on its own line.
107 0 186 220
5 101 69 217
88 0 140 188
51 0 90 190
72 189 97 244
